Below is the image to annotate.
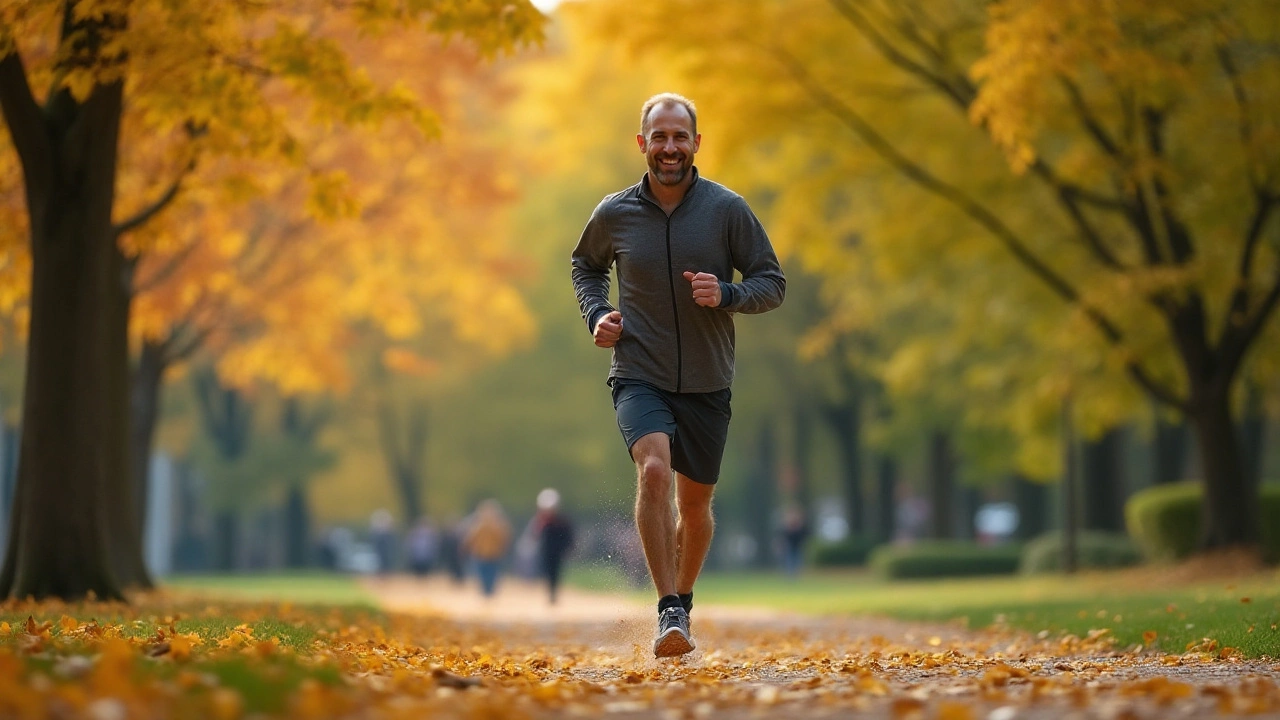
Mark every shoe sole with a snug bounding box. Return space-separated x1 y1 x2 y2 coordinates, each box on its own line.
653 629 695 658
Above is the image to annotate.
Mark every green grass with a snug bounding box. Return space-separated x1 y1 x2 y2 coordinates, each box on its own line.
569 563 1280 658
0 577 376 714
0 603 333 651
164 571 378 608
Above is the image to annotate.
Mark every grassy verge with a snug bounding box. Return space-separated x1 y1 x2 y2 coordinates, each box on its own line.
0 594 380 715
568 562 1280 658
164 571 378 608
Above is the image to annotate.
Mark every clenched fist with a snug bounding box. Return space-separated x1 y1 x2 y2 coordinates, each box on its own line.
593 310 623 348
683 271 722 308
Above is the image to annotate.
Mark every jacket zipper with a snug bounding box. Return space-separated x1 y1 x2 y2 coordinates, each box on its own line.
664 213 682 392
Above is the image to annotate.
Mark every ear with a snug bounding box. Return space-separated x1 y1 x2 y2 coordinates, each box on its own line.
636 133 646 152
693 133 702 153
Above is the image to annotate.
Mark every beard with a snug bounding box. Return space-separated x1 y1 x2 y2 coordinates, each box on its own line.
648 153 692 186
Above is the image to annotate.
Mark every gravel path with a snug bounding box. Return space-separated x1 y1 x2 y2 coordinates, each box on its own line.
362 575 1280 719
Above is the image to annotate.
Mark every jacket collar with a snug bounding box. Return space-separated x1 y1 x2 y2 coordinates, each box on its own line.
639 166 701 205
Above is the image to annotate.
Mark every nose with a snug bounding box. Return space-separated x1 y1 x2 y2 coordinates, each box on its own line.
662 137 678 153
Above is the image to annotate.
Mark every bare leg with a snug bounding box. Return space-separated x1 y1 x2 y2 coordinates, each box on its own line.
632 432 677 598
674 473 715 595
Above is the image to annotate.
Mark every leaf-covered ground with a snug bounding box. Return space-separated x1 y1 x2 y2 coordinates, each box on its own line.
1 575 1278 719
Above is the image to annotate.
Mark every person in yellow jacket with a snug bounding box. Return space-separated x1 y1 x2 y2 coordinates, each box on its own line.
463 499 512 597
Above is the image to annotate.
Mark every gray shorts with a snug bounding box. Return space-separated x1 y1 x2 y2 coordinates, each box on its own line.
610 379 732 485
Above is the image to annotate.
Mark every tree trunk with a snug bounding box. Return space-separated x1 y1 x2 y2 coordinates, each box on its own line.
791 405 813 513
928 431 956 540
376 398 428 525
278 398 327 568
393 471 423 525
0 70 126 600
959 485 982 541
284 485 311 568
747 419 778 568
130 341 166 533
172 461 208 572
0 423 15 555
214 511 240 571
1062 401 1079 574
1192 389 1259 548
1152 415 1189 485
822 396 864 536
874 453 897 543
1012 475 1049 541
106 246 151 590
1240 384 1266 492
1081 428 1125 532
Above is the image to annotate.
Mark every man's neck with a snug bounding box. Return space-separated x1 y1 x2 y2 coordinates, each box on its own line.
646 171 695 213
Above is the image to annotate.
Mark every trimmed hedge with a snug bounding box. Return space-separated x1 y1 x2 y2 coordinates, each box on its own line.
1125 481 1280 562
807 536 877 567
1019 530 1142 574
868 540 1022 579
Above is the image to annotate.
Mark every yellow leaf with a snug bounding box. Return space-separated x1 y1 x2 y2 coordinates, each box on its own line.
937 702 976 720
170 635 194 661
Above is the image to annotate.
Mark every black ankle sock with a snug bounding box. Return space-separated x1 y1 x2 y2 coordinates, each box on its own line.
678 592 693 614
658 594 683 613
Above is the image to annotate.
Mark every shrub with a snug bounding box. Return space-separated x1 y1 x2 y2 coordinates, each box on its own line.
1019 530 1142 574
868 540 1021 579
807 536 877 567
1125 481 1280 562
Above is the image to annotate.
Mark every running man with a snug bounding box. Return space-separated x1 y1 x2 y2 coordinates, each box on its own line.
570 92 786 657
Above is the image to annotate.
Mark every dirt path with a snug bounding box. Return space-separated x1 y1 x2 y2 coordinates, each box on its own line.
361 574 1280 719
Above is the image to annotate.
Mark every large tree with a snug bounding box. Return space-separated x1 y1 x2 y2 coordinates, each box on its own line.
0 0 543 600
579 0 1280 551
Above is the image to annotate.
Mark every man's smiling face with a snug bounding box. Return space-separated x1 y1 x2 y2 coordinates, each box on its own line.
638 103 701 187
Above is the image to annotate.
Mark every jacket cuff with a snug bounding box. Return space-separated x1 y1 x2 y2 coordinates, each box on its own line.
717 281 736 309
586 305 613 333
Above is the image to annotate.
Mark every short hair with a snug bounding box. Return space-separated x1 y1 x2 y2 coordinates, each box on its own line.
640 92 697 137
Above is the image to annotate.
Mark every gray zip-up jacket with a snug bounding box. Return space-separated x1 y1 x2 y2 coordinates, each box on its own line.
570 169 786 393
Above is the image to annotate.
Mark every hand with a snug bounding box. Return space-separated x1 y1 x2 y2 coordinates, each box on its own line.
593 310 623 348
683 271 722 308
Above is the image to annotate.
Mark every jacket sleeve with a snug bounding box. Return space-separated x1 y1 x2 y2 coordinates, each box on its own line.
570 199 617 333
718 196 786 314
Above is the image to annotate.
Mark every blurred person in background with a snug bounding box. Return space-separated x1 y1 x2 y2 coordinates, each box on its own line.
463 499 512 598
570 92 786 657
534 488 576 605
369 509 397 575
405 516 439 578
778 505 810 577
440 515 468 584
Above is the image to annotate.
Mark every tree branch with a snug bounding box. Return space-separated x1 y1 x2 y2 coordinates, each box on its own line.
1219 270 1280 382
375 400 407 480
1053 186 1126 271
1219 192 1278 363
830 3 1129 219
774 46 1189 412
161 323 205 364
1215 42 1261 192
133 238 201 294
1123 188 1170 266
827 0 974 107
1058 75 1125 162
0 51 53 199
112 158 195 239
1142 107 1195 265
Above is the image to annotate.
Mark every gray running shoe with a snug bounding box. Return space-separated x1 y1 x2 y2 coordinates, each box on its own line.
653 606 695 657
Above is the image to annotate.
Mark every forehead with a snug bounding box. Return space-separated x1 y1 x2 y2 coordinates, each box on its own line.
644 103 695 135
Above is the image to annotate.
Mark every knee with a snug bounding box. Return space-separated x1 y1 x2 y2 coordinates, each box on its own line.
682 500 714 529
637 457 672 497
678 493 714 527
